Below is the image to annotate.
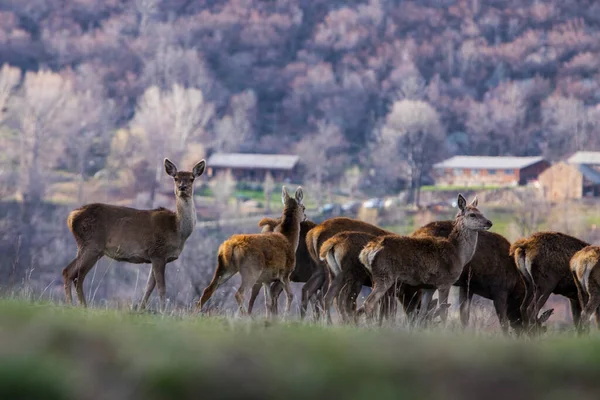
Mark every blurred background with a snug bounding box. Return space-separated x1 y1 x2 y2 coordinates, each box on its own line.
1 0 600 320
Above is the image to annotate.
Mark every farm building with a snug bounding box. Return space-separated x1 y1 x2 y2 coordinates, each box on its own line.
432 156 550 187
538 152 600 202
206 153 300 182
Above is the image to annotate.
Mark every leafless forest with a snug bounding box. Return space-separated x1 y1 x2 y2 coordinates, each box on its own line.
1 0 600 314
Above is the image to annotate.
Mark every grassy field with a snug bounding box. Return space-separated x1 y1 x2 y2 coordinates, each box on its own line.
1 301 600 399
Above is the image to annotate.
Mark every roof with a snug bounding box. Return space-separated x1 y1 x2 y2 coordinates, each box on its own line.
433 156 546 170
578 164 600 184
567 151 600 165
207 153 300 170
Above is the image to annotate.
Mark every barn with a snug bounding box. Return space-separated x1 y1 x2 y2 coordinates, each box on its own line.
432 156 550 187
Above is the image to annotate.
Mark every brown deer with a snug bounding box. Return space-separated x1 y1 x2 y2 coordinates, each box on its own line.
305 217 395 321
245 217 320 316
197 186 305 317
511 232 588 330
318 231 417 324
571 246 600 331
411 220 554 334
357 195 492 323
62 158 206 310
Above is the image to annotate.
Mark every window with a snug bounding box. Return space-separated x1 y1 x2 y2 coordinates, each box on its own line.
488 169 496 175
454 168 463 176
505 169 514 175
472 169 480 175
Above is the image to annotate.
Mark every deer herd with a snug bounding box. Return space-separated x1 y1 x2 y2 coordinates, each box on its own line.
62 159 600 335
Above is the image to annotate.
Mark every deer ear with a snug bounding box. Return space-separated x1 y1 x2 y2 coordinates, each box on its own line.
470 196 478 207
457 194 467 211
282 186 290 205
192 160 206 178
295 186 304 204
164 158 177 177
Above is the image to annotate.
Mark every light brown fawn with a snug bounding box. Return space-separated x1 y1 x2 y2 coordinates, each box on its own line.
510 232 588 330
570 246 600 330
357 195 492 322
63 158 206 310
197 186 305 317
246 218 320 317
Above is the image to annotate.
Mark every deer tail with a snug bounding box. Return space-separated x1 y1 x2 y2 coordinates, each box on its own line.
197 242 237 311
359 239 384 273
319 237 342 276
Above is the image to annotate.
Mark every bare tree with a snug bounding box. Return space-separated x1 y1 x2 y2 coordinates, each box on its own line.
541 94 596 159
263 171 275 213
378 99 444 206
209 170 236 218
8 70 77 203
0 64 20 124
214 90 257 152
296 120 347 207
129 84 214 206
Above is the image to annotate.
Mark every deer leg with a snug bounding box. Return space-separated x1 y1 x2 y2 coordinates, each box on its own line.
71 251 102 307
280 275 294 317
151 259 167 312
62 258 78 305
358 280 393 324
337 279 360 324
263 283 274 319
139 268 156 311
269 281 284 316
581 285 600 332
235 266 261 317
492 293 509 335
594 306 600 330
437 286 451 324
301 272 325 320
247 283 262 315
324 272 345 324
418 288 436 326
312 289 325 321
570 298 583 329
378 286 398 326
458 286 474 328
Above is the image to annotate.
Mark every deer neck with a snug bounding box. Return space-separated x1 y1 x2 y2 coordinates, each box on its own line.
175 195 196 241
448 220 479 268
275 207 301 252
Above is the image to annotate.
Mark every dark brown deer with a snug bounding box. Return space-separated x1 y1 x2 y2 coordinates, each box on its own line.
357 195 492 323
305 217 394 321
245 217 319 316
571 246 600 331
197 187 305 317
411 220 549 334
511 232 588 330
63 158 206 310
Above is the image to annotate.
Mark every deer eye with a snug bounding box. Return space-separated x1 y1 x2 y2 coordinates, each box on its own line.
468 213 476 218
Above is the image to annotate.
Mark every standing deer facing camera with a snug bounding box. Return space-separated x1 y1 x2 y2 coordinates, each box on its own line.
357 194 492 323
197 186 305 317
62 158 206 311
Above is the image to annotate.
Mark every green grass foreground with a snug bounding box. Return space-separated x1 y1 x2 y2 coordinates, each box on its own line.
1 301 600 399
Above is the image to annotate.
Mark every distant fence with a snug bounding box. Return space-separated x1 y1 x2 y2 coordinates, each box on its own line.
195 211 321 229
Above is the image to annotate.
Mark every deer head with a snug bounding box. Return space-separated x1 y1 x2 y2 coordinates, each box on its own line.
282 186 306 222
164 158 206 198
456 194 493 231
